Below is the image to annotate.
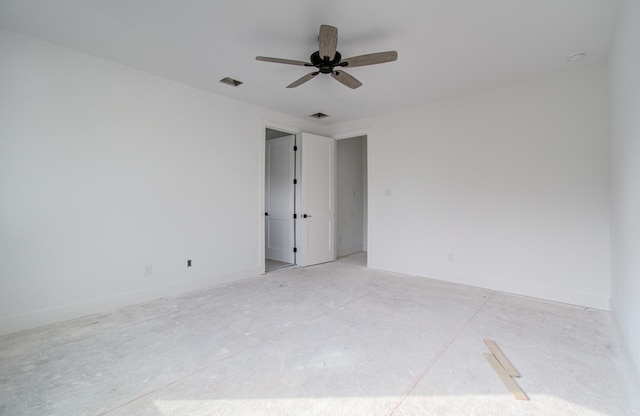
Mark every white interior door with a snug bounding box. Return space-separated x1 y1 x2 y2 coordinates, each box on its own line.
265 135 295 263
298 132 336 267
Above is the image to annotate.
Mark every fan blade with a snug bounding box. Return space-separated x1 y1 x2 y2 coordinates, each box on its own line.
287 72 319 88
256 56 311 66
340 51 398 68
331 70 362 89
318 25 338 60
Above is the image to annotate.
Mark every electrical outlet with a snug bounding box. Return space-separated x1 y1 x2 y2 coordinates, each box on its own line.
187 259 192 268
144 265 152 276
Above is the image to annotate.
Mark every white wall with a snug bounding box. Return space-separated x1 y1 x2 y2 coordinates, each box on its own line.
609 0 640 374
337 136 366 257
0 27 620 337
331 64 611 309
0 30 325 335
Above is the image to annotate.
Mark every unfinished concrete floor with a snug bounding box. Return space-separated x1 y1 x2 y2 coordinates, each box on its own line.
1 253 639 415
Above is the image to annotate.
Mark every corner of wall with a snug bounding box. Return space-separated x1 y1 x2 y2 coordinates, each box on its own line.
609 301 640 384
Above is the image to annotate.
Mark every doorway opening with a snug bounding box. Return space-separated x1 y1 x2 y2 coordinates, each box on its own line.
263 127 354 271
336 135 368 258
265 128 297 272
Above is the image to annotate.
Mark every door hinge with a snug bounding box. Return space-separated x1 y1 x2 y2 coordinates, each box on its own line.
293 247 297 253
293 213 297 219
293 145 298 151
293 179 297 184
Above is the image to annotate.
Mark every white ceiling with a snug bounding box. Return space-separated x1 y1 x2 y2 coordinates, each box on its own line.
0 0 619 125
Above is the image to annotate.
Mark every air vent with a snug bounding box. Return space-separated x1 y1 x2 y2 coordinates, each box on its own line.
219 77 243 87
309 112 330 119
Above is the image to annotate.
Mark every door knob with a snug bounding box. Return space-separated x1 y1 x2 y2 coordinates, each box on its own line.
303 214 312 218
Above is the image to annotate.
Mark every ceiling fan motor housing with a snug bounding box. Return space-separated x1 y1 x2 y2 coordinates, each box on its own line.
310 51 342 73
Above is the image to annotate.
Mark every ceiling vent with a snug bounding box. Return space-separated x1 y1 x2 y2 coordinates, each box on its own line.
309 112 330 119
219 77 243 87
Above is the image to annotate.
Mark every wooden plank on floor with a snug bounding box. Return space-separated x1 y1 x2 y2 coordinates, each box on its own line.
483 353 529 401
484 339 521 377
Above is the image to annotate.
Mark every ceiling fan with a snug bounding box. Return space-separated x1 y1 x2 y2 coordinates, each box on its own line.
256 25 398 89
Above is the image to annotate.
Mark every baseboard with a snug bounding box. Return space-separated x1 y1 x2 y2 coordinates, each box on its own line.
0 266 262 336
369 259 610 310
610 302 640 383
338 246 364 258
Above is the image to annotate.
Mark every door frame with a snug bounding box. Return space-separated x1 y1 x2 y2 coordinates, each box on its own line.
260 120 300 274
260 122 369 273
332 127 371 267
